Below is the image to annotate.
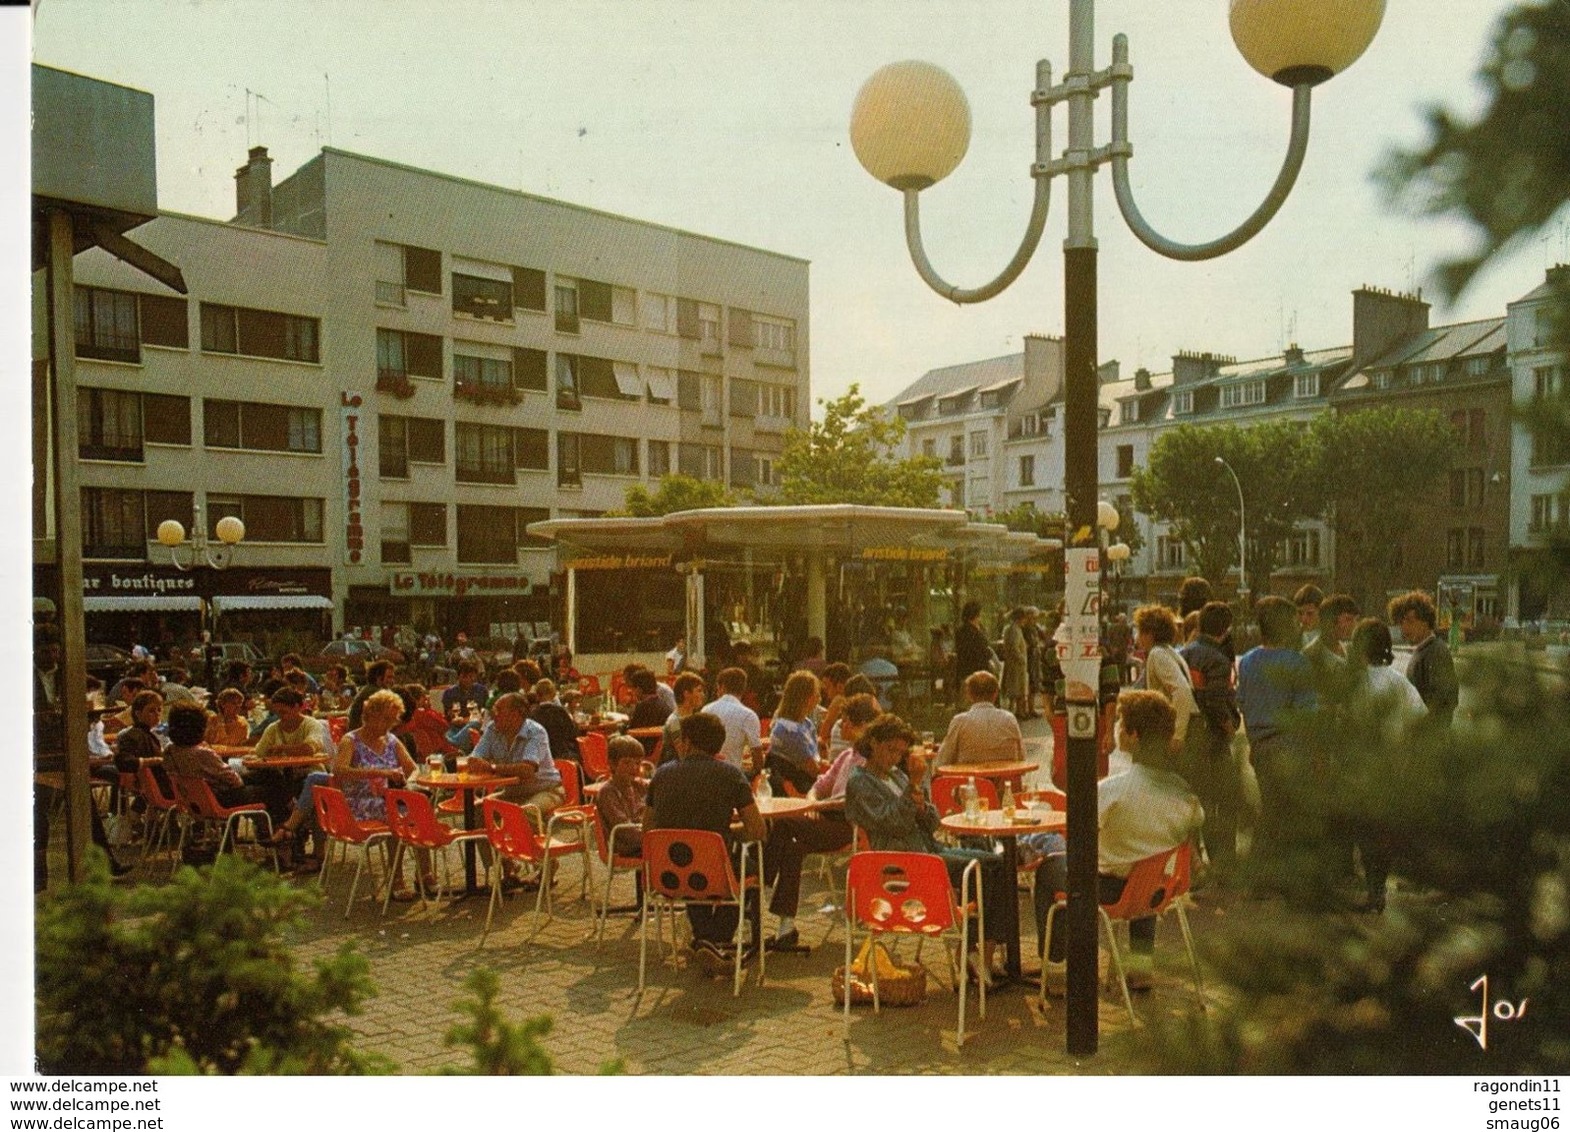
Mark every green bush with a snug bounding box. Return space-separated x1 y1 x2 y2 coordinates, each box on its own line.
36 852 390 1075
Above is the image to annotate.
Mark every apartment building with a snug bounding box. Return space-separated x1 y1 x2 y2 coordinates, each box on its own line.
1506 265 1570 622
61 144 809 646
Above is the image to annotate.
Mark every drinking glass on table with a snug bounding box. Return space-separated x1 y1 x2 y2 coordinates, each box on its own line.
920 730 935 748
426 753 444 779
456 755 471 775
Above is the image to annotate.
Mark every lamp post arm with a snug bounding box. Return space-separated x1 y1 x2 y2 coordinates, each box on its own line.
1108 33 1315 262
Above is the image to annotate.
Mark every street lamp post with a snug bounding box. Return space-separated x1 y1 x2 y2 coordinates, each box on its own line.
156 502 245 687
1215 456 1249 604
850 0 1384 1054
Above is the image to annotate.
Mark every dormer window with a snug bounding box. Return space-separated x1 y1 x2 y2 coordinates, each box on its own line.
1172 389 1194 415
1294 372 1320 399
1121 399 1140 425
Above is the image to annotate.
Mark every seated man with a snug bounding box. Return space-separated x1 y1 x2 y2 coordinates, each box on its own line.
701 668 762 773
933 670 1026 767
250 688 330 761
594 736 648 907
626 668 671 731
467 693 565 868
660 671 708 765
1034 691 1204 993
440 660 489 722
644 711 766 976
529 679 582 770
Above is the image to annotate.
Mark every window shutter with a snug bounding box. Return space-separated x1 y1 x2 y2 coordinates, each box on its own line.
578 355 618 399
579 279 613 322
676 298 701 339
404 245 443 294
728 307 753 348
513 347 548 391
142 394 191 445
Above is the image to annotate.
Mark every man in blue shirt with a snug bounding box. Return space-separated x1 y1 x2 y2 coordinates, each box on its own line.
467 693 564 887
1237 595 1317 876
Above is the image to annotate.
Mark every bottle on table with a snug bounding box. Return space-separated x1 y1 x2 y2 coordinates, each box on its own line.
962 776 980 820
1001 780 1016 821
754 772 773 805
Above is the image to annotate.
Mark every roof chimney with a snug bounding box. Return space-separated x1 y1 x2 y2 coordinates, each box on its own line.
234 145 274 228
1097 359 1120 385
1284 343 1305 366
1352 285 1429 364
1171 350 1233 385
1133 367 1151 391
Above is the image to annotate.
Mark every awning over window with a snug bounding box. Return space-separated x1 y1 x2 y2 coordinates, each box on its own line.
83 595 202 612
211 594 333 612
612 361 643 398
644 369 677 402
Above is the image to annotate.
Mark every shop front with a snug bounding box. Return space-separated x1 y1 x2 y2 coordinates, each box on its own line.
80 565 204 654
346 569 553 646
207 568 335 654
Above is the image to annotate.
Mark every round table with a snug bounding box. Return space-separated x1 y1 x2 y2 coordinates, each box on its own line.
754 795 814 819
940 808 1066 982
419 772 519 894
240 754 328 770
933 761 1037 791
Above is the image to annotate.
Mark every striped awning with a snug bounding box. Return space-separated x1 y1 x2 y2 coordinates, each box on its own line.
211 594 333 612
83 595 202 612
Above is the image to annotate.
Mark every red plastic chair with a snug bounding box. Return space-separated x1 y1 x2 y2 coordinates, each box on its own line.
312 785 393 918
326 716 349 744
577 733 610 783
478 796 594 945
590 807 643 946
1019 787 1067 812
930 775 998 818
380 788 489 912
1038 842 1203 1022
170 775 279 872
844 851 983 1045
135 762 183 877
639 829 763 998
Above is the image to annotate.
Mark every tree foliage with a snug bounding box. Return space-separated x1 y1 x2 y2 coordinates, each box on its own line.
993 502 1065 540
37 853 389 1075
1129 420 1317 590
776 384 943 508
616 474 736 517
1308 407 1455 607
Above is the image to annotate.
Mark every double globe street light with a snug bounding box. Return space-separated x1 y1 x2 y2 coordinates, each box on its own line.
850 0 1385 1054
156 502 245 685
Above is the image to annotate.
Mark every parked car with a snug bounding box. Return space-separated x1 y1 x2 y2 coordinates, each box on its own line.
465 636 516 672
84 643 134 686
304 639 399 679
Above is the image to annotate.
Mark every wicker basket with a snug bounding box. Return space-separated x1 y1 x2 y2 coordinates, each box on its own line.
833 940 928 1007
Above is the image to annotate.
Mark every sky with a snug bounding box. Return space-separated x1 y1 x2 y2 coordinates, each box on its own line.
23 0 1569 409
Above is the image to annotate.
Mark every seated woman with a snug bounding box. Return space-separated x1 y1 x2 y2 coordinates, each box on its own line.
315 664 356 713
203 688 251 748
394 682 460 762
335 688 428 899
809 693 882 802
765 670 824 797
845 712 1029 988
111 690 164 776
162 702 294 854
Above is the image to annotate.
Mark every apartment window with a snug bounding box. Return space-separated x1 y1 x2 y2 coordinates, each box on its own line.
1530 493 1570 532
730 447 756 489
453 352 513 392
556 354 580 409
1157 535 1186 571
74 286 140 363
948 435 965 466
1116 444 1135 479
574 278 630 325
380 502 410 564
81 487 147 558
760 384 797 422
455 423 516 485
1294 372 1320 398
1121 400 1140 425
1018 454 1035 488
557 433 581 486
1466 355 1490 377
922 438 937 459
511 266 547 312
451 273 512 321
648 440 671 478
753 315 795 353
1172 389 1194 415
677 442 723 480
1468 527 1486 569
377 329 443 384
143 490 194 543
755 454 778 488
569 433 640 477
515 427 549 471
78 388 144 461
375 242 442 305
1409 363 1440 385
1535 366 1562 400
677 370 702 411
409 502 446 546
948 479 965 509
555 280 580 333
1531 427 1570 467
514 347 548 392
456 504 524 564
968 431 988 459
1535 309 1552 348
1278 528 1321 568
211 495 323 543
730 378 758 418
142 394 191 445
379 415 445 478
1448 468 1466 508
698 303 722 349
701 375 723 421
576 355 632 401
136 294 188 349
204 400 321 454
199 303 320 363
1018 413 1040 437
1372 370 1393 391
642 292 676 334
676 297 701 339
1220 380 1266 409
645 366 675 404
